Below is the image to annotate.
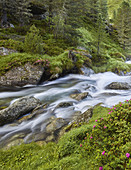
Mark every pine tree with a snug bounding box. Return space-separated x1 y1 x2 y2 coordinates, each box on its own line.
115 1 131 52
98 0 108 21
14 0 32 26
86 0 99 22
96 13 106 55
0 0 32 27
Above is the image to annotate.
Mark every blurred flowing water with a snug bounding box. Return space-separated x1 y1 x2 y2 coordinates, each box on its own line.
0 68 131 146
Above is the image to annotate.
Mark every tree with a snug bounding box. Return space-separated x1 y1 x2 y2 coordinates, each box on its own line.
115 1 131 52
96 13 106 55
86 0 99 22
98 0 108 21
14 0 32 26
0 0 32 27
24 25 43 54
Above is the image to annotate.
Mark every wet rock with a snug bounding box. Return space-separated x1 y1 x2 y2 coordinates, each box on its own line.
1 133 25 150
18 103 49 123
81 67 94 76
0 96 41 126
0 63 44 87
46 118 68 134
70 92 90 101
56 102 73 108
72 108 93 125
105 82 131 90
25 132 47 143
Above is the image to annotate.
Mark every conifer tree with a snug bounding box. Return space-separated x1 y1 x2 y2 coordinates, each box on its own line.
14 0 32 26
0 0 32 27
86 0 99 22
24 25 43 54
98 0 108 21
115 1 131 52
96 13 106 55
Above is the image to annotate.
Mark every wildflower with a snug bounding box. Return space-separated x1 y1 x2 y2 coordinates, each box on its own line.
108 112 111 114
111 110 113 112
126 153 130 158
90 136 93 139
95 120 98 122
104 126 107 129
101 118 103 120
127 100 128 102
114 107 116 110
99 166 103 170
110 119 112 121
93 125 96 128
102 151 105 155
80 144 82 147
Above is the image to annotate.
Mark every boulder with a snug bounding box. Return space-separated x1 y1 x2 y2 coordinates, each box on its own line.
105 82 131 90
70 92 90 101
0 63 44 86
56 102 73 108
0 96 41 126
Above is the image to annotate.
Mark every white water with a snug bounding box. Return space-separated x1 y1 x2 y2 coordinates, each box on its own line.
0 70 131 145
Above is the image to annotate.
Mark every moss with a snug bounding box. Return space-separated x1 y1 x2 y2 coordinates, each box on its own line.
0 39 24 51
93 57 131 74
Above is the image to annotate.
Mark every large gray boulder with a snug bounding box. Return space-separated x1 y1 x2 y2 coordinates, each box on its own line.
0 96 41 126
105 82 131 90
0 63 43 86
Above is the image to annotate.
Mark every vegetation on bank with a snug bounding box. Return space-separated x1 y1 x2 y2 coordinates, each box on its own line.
0 100 130 170
0 0 131 77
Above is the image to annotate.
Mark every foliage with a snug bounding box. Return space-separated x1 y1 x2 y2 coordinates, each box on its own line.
24 25 43 54
81 99 131 169
93 57 131 74
0 53 39 75
0 51 84 76
0 39 24 51
114 1 131 52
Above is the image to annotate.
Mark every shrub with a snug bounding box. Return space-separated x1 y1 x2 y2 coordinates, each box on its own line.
24 25 43 54
0 39 23 52
81 99 131 169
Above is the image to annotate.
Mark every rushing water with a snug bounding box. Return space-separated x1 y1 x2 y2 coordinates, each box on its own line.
0 69 131 146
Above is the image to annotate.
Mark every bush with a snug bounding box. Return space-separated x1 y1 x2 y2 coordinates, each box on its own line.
81 99 131 169
0 39 23 52
24 25 43 54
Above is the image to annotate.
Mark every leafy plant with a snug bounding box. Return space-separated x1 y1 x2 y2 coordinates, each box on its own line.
24 25 43 54
81 99 131 169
